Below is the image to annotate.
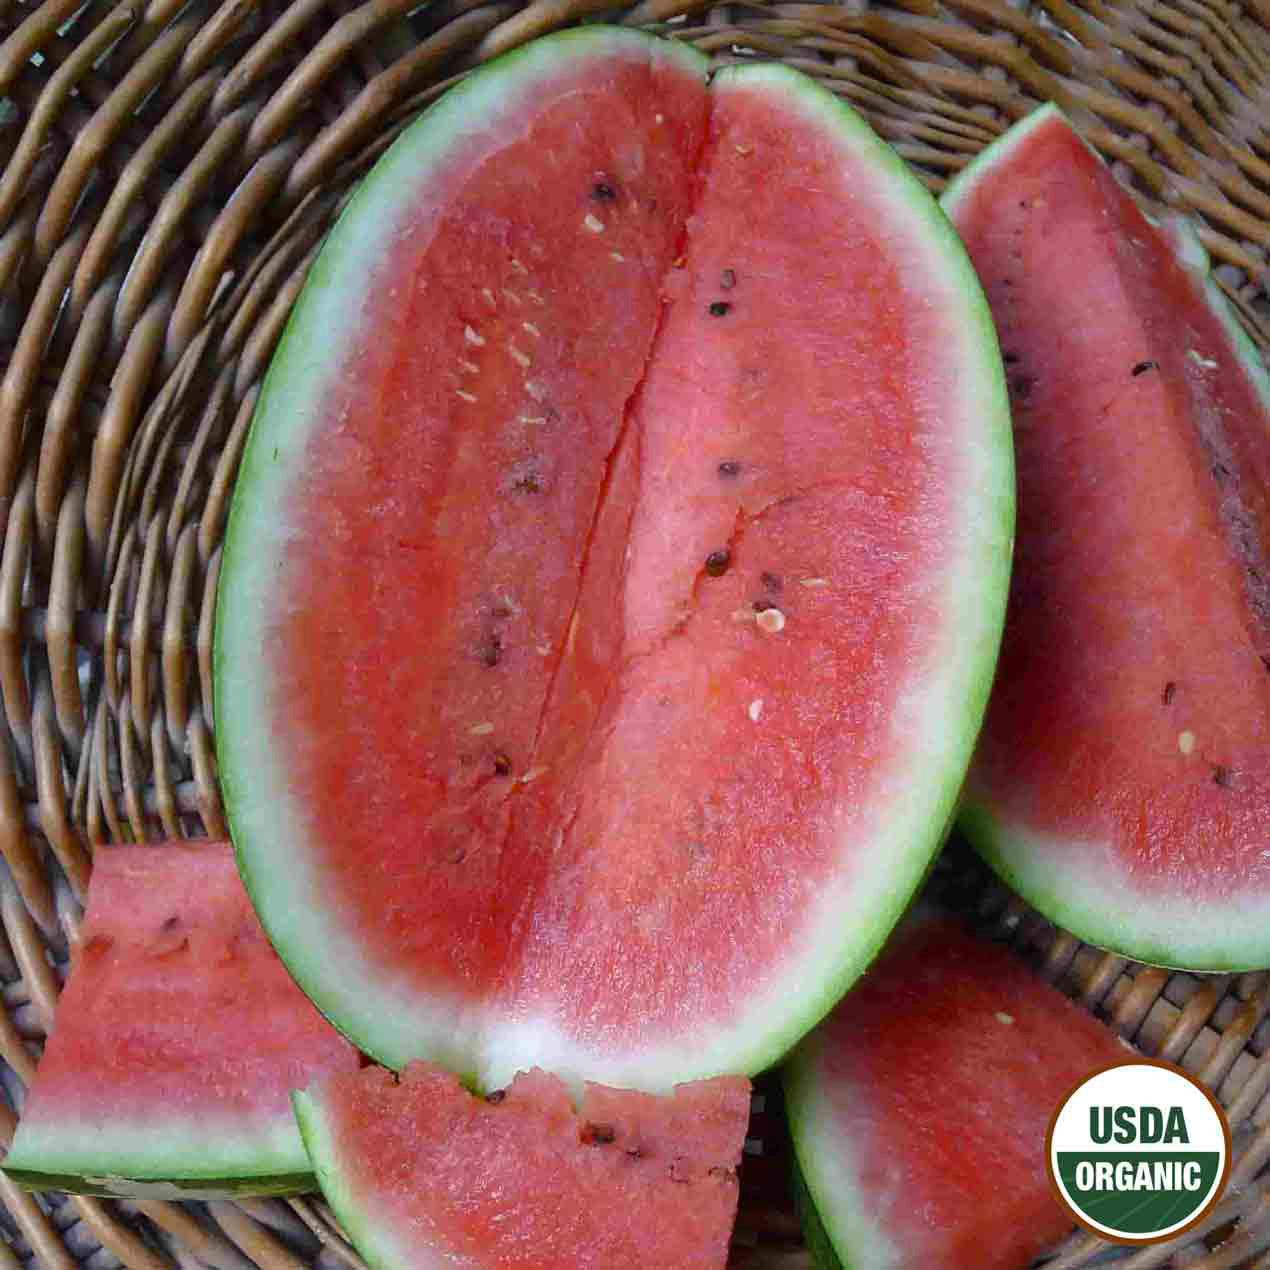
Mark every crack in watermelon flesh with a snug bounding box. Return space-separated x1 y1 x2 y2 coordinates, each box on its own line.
217 30 1012 1087
944 107 1270 969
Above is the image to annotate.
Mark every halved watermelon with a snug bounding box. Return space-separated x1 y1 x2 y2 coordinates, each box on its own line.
943 105 1270 970
2 844 359 1198
785 912 1128 1269
294 1062 751 1269
215 28 1013 1091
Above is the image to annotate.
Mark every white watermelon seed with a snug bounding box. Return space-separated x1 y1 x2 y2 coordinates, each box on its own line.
522 322 541 337
610 251 626 263
464 325 485 347
655 113 665 124
455 389 477 403
799 577 829 589
509 346 531 369
526 380 548 402
584 213 606 234
510 258 529 275
756 607 786 634
995 1011 1014 1025
519 765 549 784
469 722 495 736
1178 730 1196 755
536 643 551 656
528 291 546 306
1187 349 1218 370
521 415 547 426
748 699 764 722
504 289 523 305
459 359 479 374
482 288 497 307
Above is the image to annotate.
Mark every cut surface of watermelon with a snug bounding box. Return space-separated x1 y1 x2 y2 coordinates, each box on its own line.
2 844 359 1198
294 1062 750 1269
216 28 1013 1089
784 912 1127 1270
943 105 1270 970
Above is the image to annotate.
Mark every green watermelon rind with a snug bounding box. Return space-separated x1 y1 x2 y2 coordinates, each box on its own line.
216 31 1014 1091
293 1090 417 1270
0 1164 314 1201
960 803 1270 972
945 104 1270 974
791 1156 846 1270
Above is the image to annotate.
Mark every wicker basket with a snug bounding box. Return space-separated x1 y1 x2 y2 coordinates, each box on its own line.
0 0 1266 1266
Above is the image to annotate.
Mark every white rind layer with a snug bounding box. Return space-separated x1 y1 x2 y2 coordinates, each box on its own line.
216 34 1014 1089
3 1110 309 1192
784 1040 899 1270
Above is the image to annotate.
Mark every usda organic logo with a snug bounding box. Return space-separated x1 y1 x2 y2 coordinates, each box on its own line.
1047 1060 1231 1244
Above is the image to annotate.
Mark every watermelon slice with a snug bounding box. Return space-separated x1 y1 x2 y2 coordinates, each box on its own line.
293 1062 751 1269
2 844 359 1198
942 105 1270 970
215 27 1013 1090
785 912 1128 1269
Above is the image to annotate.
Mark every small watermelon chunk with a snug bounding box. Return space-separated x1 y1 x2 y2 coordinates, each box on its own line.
943 105 1270 970
294 1063 751 1269
2 844 359 1198
785 912 1127 1270
216 26 1013 1091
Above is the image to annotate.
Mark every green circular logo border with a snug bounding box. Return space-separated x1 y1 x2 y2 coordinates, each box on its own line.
1044 1057 1233 1247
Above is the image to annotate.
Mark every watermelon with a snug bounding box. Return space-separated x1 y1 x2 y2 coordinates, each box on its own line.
942 105 1270 971
784 912 1128 1269
293 1062 751 1269
2 844 359 1198
215 27 1014 1091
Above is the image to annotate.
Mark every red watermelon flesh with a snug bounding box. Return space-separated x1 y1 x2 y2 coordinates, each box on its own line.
217 30 1013 1088
2 844 359 1197
293 1062 751 1269
785 913 1128 1270
942 105 1270 969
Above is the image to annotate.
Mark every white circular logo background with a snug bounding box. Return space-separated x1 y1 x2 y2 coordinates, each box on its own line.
1048 1061 1230 1244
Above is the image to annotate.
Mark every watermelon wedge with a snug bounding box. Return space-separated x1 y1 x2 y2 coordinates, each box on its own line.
785 912 1127 1269
293 1062 751 1269
215 28 1013 1090
943 105 1270 970
2 844 359 1198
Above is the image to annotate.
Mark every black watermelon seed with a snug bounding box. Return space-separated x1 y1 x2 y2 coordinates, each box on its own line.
717 460 741 478
705 549 731 577
1132 360 1159 376
708 301 732 317
1162 681 1176 705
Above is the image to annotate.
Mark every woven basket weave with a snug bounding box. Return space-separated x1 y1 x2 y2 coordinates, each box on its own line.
0 0 1267 1266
